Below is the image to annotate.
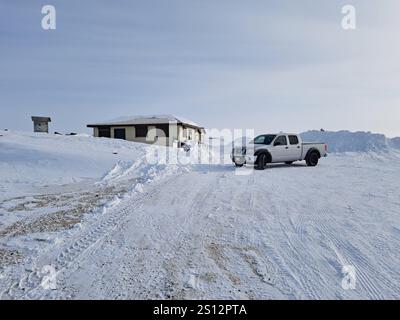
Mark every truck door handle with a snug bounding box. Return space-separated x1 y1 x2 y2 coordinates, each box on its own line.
285 147 288 149
297 146 300 148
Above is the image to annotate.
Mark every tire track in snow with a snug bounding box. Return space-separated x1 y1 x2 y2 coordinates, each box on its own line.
152 170 226 299
122 169 260 299
83 170 225 299
0 173 181 300
275 214 323 299
304 198 388 300
272 167 395 300
201 171 293 299
266 180 326 299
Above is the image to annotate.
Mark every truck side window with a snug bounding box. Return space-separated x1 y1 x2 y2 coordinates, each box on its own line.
274 135 287 146
253 135 266 144
289 135 299 145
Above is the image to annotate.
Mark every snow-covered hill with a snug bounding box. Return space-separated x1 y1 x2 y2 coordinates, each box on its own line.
300 130 400 153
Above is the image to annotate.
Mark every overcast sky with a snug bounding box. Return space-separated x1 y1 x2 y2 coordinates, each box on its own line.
1 0 399 137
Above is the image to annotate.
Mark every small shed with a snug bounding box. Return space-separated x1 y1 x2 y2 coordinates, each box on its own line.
32 116 51 133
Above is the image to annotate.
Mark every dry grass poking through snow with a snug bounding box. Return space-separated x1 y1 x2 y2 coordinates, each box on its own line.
0 185 130 238
0 181 135 268
0 249 23 267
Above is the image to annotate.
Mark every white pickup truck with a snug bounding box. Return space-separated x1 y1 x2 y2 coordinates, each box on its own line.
231 133 327 170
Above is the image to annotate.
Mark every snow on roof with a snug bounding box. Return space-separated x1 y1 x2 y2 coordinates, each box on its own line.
87 115 203 128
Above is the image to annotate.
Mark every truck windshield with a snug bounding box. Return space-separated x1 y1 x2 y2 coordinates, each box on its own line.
250 135 277 145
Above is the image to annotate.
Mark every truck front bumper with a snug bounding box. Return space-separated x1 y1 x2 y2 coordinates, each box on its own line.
245 155 256 164
231 154 246 165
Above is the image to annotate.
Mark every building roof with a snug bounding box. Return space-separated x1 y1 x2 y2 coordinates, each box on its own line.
31 116 51 122
87 115 204 129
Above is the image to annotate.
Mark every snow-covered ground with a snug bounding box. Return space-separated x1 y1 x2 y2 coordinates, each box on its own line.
1 130 400 299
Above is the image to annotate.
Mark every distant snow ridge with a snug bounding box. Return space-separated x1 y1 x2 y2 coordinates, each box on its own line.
389 137 400 150
300 130 399 153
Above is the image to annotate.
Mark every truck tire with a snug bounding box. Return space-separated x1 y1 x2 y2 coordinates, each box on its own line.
255 153 268 170
306 151 319 167
285 161 293 165
234 162 244 167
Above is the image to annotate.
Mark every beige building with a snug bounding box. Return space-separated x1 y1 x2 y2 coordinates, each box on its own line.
87 115 205 147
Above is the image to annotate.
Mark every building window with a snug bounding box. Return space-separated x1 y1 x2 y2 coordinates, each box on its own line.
155 124 169 137
135 125 148 137
135 124 169 138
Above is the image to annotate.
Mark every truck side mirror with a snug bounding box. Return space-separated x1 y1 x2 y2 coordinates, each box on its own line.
274 141 281 146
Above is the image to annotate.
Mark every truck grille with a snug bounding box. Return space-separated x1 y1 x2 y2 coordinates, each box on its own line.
232 147 246 155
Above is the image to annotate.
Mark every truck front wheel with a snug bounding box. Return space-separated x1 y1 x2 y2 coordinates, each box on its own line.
306 152 319 167
255 153 268 170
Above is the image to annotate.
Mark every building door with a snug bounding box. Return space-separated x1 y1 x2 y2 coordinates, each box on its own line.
98 127 111 138
114 128 126 140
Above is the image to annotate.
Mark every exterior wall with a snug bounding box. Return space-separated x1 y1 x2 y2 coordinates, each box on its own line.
132 136 169 146
33 121 49 133
198 129 205 143
180 125 202 142
169 124 179 147
177 125 184 141
187 128 196 140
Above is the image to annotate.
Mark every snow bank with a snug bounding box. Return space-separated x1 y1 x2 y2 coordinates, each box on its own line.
101 143 212 185
389 137 400 149
300 130 399 153
0 131 147 198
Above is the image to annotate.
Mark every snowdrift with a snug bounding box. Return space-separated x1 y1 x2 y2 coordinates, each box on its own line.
300 130 399 153
0 131 148 198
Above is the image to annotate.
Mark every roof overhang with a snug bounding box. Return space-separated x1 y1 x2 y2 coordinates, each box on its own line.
32 116 51 122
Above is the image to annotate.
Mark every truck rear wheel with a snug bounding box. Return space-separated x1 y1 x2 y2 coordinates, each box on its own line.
306 152 319 167
255 153 268 170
